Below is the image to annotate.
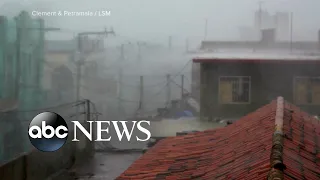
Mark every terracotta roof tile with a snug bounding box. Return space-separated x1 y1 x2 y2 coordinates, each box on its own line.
117 98 320 180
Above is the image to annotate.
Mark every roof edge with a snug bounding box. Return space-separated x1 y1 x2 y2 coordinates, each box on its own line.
192 59 320 63
267 96 286 180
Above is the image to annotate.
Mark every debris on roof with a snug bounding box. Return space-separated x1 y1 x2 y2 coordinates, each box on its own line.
117 97 320 180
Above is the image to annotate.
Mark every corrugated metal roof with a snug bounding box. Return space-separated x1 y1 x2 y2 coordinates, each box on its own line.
117 97 320 180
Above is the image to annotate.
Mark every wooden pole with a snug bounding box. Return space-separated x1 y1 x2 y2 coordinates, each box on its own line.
166 74 171 105
181 74 184 99
290 12 293 52
139 75 144 110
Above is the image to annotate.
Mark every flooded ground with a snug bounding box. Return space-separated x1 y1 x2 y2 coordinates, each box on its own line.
150 118 226 137
50 152 142 180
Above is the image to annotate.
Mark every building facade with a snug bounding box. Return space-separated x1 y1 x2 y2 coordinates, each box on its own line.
254 10 290 41
44 40 76 106
0 11 45 163
45 37 119 120
193 52 320 120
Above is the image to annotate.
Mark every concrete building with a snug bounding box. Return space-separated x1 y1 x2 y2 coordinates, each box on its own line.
44 38 118 120
238 26 260 41
254 10 290 41
274 12 290 40
254 10 275 30
0 11 46 163
44 40 76 105
192 39 320 120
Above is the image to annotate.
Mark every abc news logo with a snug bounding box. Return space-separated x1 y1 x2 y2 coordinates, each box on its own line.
28 112 151 152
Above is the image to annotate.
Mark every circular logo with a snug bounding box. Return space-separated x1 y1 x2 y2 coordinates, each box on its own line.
28 112 68 152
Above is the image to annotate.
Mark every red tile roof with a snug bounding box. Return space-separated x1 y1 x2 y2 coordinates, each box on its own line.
117 97 320 180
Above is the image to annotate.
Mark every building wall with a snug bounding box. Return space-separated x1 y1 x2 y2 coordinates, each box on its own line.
254 10 274 29
0 11 45 163
191 62 200 102
254 10 290 41
200 62 320 119
274 12 290 41
43 52 73 89
43 52 76 107
44 49 118 120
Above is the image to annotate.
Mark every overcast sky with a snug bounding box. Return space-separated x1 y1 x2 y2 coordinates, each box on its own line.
1 0 319 45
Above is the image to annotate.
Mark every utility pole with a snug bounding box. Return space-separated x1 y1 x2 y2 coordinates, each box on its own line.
137 42 142 62
117 44 124 118
258 1 263 30
166 74 171 105
85 99 95 152
185 38 189 53
290 12 293 52
318 30 320 51
75 28 115 102
138 75 144 111
75 35 85 121
168 36 172 50
181 74 184 99
15 23 21 98
75 28 115 120
76 34 83 103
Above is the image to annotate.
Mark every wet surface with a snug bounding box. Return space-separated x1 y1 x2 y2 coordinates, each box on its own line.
52 152 142 180
94 120 151 151
48 119 224 180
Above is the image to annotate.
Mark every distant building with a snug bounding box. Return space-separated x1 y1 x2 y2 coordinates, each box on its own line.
0 11 46 163
254 10 290 41
260 28 276 44
254 10 274 29
238 26 259 41
44 38 117 120
274 12 290 41
44 40 76 105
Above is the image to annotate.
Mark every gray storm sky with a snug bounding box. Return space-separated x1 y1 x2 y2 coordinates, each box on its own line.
1 0 319 45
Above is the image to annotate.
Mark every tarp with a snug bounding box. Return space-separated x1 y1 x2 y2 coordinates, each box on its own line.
176 110 194 118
